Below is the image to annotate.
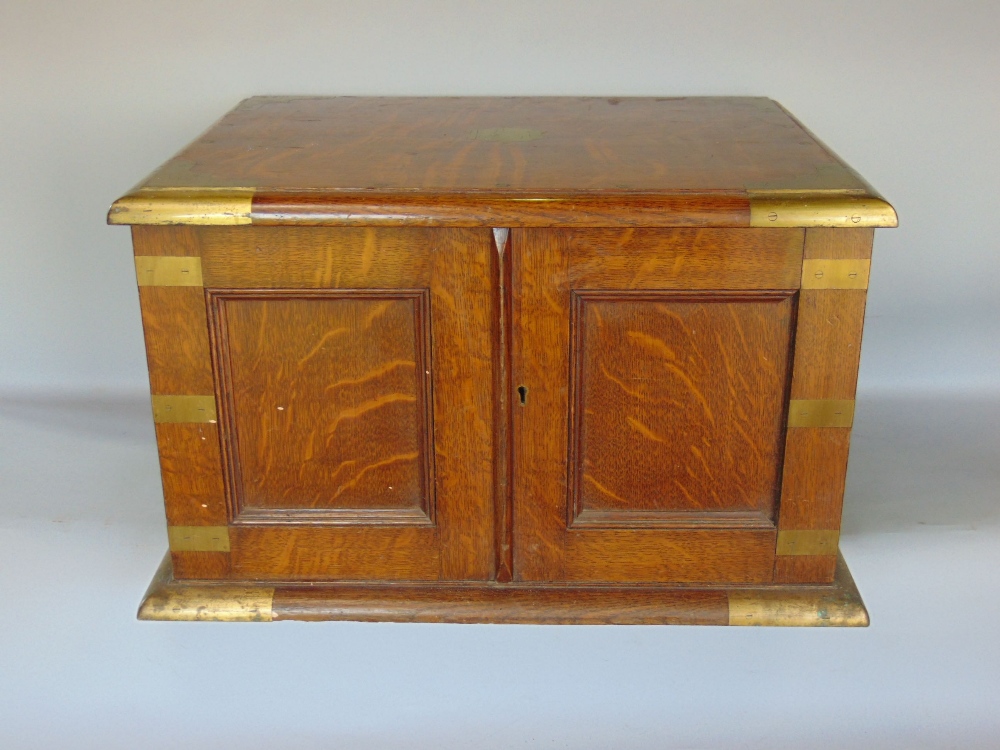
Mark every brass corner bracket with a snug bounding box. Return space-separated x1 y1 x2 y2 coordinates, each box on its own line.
168 526 231 553
788 399 855 428
134 255 204 287
776 529 840 556
151 395 217 424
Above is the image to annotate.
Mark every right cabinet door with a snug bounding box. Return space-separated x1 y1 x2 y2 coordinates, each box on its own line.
511 227 805 584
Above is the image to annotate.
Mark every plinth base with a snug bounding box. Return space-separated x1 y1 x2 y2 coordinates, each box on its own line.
138 552 868 626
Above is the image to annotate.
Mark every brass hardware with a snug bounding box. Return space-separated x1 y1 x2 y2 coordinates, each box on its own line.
138 554 273 622
776 529 840 556
469 128 544 142
748 190 897 228
787 399 855 428
151 395 217 424
801 259 870 290
168 526 231 553
108 187 254 225
134 256 204 287
727 553 868 626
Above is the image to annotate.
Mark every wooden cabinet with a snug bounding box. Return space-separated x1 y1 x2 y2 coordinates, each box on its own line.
111 97 895 624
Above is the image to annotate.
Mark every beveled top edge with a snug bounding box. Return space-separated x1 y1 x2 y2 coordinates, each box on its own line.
108 186 896 228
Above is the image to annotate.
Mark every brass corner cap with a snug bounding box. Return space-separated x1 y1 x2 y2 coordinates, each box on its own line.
138 553 274 622
727 553 869 626
108 187 255 226
748 190 897 228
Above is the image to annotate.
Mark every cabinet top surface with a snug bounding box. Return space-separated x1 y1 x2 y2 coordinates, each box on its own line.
109 97 896 228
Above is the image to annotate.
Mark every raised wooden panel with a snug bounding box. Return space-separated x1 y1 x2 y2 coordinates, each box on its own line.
568 228 803 290
210 290 433 525
570 291 794 527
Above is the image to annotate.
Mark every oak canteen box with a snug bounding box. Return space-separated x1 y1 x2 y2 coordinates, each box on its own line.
109 96 896 625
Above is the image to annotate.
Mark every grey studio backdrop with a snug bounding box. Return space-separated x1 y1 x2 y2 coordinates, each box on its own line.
1 2 998 749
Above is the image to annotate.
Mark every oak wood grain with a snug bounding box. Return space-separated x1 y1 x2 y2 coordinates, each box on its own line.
249 192 751 228
512 228 785 583
773 228 873 583
789 290 868 399
562 529 776 583
803 227 874 260
137 97 871 196
430 229 497 581
212 290 432 519
197 226 496 582
778 427 852 530
567 228 804 290
155 423 227 526
171 550 230 580
571 291 793 521
230 527 439 581
271 584 729 624
138 286 214 395
774 555 838 584
198 226 433 289
132 225 201 257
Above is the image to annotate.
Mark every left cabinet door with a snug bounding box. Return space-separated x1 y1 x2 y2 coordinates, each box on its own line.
134 226 497 582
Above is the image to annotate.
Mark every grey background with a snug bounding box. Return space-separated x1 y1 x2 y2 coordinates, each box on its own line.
1 2 998 748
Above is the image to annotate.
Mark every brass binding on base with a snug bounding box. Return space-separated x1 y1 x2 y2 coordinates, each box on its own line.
138 554 274 622
727 553 867 626
138 552 868 626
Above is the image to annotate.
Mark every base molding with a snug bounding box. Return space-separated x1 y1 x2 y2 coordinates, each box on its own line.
138 552 868 626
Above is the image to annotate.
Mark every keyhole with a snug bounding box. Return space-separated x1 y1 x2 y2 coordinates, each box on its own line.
517 385 528 406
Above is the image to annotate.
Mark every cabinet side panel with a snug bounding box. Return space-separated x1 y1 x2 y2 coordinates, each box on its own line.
132 227 231 580
775 228 874 583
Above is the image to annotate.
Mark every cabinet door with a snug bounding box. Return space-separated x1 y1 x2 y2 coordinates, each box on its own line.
136 226 496 582
511 228 804 584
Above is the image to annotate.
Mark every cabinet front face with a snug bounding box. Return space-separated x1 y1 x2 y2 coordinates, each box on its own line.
135 226 496 582
511 228 805 583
